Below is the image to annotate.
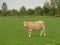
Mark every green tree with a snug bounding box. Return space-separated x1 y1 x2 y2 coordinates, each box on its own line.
55 0 60 15
50 0 56 7
0 10 3 16
1 2 8 12
50 0 59 16
11 9 18 16
19 6 26 16
43 2 50 16
49 7 56 16
27 8 34 15
6 10 12 16
1 2 8 16
35 6 42 16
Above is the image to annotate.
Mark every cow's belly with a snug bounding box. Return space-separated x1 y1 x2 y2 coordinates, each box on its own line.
29 25 41 30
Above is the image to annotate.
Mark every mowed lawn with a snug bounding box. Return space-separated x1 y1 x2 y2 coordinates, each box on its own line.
0 16 60 45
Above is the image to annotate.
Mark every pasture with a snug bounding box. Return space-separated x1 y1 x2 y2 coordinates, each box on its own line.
0 16 60 45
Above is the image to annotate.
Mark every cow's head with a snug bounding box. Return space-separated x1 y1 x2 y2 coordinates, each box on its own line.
24 21 28 28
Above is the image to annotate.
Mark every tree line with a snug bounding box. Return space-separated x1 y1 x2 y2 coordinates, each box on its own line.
0 0 60 16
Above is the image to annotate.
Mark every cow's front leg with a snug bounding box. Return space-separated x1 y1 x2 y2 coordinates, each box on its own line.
28 29 32 38
29 31 31 38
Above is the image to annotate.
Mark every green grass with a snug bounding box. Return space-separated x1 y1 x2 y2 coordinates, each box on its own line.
0 16 60 45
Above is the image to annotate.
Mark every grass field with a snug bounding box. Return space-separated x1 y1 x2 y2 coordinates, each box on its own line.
0 16 60 45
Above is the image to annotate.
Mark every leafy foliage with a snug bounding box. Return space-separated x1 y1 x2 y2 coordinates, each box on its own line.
27 8 34 15
0 1 60 16
19 6 26 16
35 6 42 16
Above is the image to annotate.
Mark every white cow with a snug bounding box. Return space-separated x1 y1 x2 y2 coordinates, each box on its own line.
24 21 46 37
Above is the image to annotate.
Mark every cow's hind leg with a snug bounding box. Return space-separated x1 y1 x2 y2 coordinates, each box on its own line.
40 30 43 36
42 27 46 36
40 26 46 36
